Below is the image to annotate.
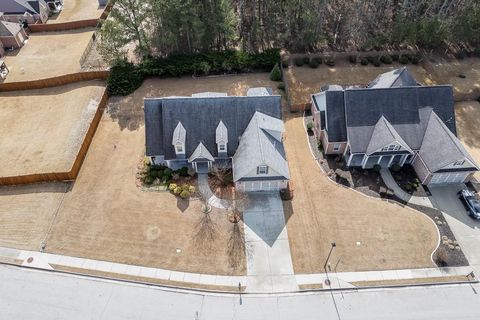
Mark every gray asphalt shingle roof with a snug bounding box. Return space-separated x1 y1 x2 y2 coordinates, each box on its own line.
0 0 43 15
144 95 282 160
368 67 418 88
233 112 289 181
365 116 413 155
312 90 347 142
0 20 22 37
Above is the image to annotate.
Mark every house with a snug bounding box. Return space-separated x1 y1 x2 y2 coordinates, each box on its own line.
144 89 290 192
0 0 51 24
311 67 479 185
0 15 28 49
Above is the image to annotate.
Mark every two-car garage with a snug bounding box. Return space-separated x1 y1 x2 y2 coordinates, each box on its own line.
235 180 288 192
428 172 472 185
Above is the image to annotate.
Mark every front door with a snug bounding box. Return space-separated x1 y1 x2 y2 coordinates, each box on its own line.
194 161 210 174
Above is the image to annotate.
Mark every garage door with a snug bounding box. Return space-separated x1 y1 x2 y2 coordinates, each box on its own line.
429 172 469 185
244 181 280 192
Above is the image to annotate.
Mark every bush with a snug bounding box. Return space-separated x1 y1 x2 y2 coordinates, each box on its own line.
197 61 211 75
302 56 310 65
277 83 285 91
270 63 282 81
373 57 381 67
380 55 393 64
348 55 357 64
150 164 167 171
168 183 177 191
180 190 190 199
413 178 420 184
435 247 448 266
367 56 376 63
391 163 401 172
107 59 144 96
373 164 381 172
308 59 319 68
325 57 335 67
312 56 323 64
144 176 154 185
149 170 160 178
188 186 196 193
390 53 399 61
360 57 369 65
307 122 314 130
405 184 412 191
178 167 189 177
294 57 305 66
410 54 420 64
399 55 410 64
174 186 182 195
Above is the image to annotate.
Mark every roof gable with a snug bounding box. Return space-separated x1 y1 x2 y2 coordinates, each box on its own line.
368 67 418 88
188 142 214 162
365 116 413 155
418 112 478 172
0 20 22 37
232 112 289 181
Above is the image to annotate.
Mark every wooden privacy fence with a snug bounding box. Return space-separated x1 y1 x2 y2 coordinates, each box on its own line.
0 90 109 186
0 71 109 92
29 19 99 33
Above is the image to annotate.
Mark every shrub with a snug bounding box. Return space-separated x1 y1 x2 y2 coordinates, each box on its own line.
188 186 196 193
308 59 319 68
197 61 211 75
390 53 399 61
391 163 401 172
456 50 467 60
360 57 369 65
269 63 282 81
373 164 381 172
174 186 182 195
435 247 448 266
150 164 167 171
325 57 335 67
294 57 305 66
348 55 357 64
367 56 376 63
410 54 420 64
373 57 381 67
178 167 189 177
380 55 393 64
149 170 159 178
277 83 285 91
399 55 409 64
395 175 402 181
168 183 177 191
107 59 144 96
144 176 154 185
180 190 190 199
302 56 310 65
312 56 323 64
413 178 420 184
307 122 314 130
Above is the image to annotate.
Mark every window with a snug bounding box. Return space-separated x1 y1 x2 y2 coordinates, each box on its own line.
257 165 268 175
382 144 400 152
454 160 465 166
175 144 184 154
218 143 226 152
333 143 341 152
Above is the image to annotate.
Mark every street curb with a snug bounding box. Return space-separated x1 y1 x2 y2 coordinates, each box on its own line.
1 261 477 296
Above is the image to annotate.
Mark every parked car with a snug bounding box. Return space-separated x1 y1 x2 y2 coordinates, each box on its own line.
457 189 480 219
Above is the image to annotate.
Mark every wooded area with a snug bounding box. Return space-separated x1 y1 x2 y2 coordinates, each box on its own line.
99 0 480 60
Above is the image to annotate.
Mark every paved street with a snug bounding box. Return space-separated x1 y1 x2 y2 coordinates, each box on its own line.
1 265 479 320
430 184 480 273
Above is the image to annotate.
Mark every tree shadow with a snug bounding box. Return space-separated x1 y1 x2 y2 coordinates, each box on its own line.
193 212 217 252
227 221 247 271
106 96 144 131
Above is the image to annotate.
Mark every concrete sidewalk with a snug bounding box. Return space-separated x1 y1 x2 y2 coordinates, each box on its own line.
0 246 475 293
380 168 433 207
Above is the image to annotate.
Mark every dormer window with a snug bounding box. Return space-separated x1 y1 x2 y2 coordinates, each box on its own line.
175 143 184 154
454 160 465 166
218 143 226 152
257 165 268 175
216 120 228 154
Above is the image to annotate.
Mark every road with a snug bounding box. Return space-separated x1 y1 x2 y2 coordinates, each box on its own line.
430 184 480 273
1 265 479 320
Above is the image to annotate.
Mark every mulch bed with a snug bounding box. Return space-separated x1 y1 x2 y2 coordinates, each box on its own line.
304 112 469 267
208 171 235 200
389 165 430 197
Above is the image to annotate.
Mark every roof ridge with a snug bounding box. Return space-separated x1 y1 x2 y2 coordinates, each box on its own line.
253 113 266 163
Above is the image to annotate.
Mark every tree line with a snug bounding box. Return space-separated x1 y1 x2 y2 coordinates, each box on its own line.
100 0 480 61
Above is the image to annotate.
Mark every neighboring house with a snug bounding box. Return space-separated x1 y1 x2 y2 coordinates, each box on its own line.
0 0 50 24
311 67 479 185
0 15 28 49
144 88 290 192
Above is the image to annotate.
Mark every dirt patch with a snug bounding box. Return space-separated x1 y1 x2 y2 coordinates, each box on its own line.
283 111 439 273
45 75 279 275
0 182 69 251
2 28 95 82
285 63 434 107
455 101 480 180
0 81 105 177
48 0 104 23
426 57 480 101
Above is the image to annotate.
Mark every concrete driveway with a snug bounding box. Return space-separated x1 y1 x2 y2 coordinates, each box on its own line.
243 192 298 293
429 184 480 271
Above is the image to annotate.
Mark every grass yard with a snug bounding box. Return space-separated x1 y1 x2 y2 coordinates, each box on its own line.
285 63 434 108
48 0 104 23
283 112 439 273
0 183 69 250
2 28 95 82
455 100 480 180
0 81 105 177
44 74 281 275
